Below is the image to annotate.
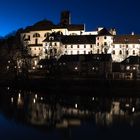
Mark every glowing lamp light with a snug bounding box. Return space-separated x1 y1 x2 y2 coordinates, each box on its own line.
132 107 135 112
35 94 37 99
41 97 43 100
92 97 94 101
75 103 78 108
7 87 10 90
40 65 43 68
11 97 14 103
33 98 36 104
75 67 78 70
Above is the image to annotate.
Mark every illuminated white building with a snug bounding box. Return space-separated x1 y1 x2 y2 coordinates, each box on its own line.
21 11 140 66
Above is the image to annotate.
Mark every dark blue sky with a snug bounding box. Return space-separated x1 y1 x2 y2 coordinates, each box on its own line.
0 0 140 36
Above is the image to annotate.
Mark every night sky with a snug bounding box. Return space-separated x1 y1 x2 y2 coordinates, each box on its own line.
0 0 140 36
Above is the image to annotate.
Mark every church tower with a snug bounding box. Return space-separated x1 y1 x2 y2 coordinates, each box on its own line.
60 11 71 26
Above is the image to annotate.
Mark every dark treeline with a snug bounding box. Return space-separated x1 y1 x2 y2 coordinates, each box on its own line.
0 28 24 81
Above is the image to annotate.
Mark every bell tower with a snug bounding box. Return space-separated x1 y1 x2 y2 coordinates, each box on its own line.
60 11 71 26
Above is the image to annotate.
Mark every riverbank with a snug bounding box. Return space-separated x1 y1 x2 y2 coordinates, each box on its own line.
4 77 140 97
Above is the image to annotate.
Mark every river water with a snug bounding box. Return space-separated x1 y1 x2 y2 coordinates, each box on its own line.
0 87 140 140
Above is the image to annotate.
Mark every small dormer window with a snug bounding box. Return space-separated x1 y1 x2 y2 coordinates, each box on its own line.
49 36 54 40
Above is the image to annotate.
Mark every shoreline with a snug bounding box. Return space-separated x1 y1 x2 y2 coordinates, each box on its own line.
2 77 140 97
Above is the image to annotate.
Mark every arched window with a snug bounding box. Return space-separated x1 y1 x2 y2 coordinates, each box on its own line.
119 50 122 55
33 33 40 38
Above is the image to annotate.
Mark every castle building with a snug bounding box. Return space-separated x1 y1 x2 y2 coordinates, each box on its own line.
21 11 140 68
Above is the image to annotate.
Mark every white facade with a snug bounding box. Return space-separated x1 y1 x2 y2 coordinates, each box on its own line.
21 12 140 64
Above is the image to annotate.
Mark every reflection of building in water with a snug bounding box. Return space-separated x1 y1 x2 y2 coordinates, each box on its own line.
5 89 140 128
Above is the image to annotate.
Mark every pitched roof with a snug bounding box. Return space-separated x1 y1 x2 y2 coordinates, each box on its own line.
67 24 84 31
114 35 140 44
58 54 112 62
61 35 96 44
22 20 54 32
98 28 112 36
121 56 140 64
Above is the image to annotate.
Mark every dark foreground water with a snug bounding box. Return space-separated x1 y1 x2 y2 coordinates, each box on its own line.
0 87 140 140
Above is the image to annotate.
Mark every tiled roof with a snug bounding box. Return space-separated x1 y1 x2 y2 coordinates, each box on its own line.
61 35 96 44
28 44 42 47
58 54 112 62
98 28 112 36
67 24 84 31
121 56 140 64
22 20 54 32
114 35 140 44
22 20 84 33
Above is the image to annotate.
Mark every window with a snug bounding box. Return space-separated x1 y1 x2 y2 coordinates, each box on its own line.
133 50 135 55
90 45 92 48
34 48 36 50
35 38 38 44
77 51 79 54
84 45 86 48
126 50 129 55
120 45 122 48
54 42 57 46
104 42 107 46
39 48 40 50
119 50 122 55
65 45 67 48
33 33 40 38
126 45 128 48
65 51 67 54
112 50 115 55
97 49 100 54
104 36 107 39
97 37 99 40
97 43 99 46
77 45 79 48
71 45 73 48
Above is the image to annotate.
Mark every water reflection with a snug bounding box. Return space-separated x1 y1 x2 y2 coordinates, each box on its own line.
0 87 140 130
